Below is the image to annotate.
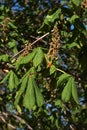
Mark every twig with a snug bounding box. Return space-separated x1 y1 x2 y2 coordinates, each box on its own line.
31 30 53 46
56 68 66 74
0 112 33 130
30 35 47 45
13 114 33 130
11 30 53 59
11 48 25 59
0 113 16 129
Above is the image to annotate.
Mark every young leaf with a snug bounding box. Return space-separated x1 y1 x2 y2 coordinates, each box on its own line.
69 15 79 23
33 78 44 107
62 77 72 102
71 78 79 104
8 39 16 48
0 54 9 62
15 76 29 106
33 47 44 67
57 73 71 87
50 65 56 75
23 77 35 110
55 100 65 108
38 8 61 32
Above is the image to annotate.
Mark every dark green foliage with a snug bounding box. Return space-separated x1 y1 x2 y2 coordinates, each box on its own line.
0 0 87 129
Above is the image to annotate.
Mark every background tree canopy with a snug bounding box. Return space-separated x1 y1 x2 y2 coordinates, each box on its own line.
0 0 87 130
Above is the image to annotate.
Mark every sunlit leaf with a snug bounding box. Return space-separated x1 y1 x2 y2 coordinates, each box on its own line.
0 54 9 62
38 8 61 33
50 65 56 75
69 15 79 23
8 40 16 48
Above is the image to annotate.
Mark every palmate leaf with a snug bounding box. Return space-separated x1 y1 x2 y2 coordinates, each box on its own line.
15 66 43 110
61 76 79 104
23 77 35 110
57 73 71 87
71 78 79 104
33 47 44 67
23 76 44 110
62 77 72 102
15 67 36 109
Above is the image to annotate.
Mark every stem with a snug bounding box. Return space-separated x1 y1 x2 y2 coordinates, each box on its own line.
56 68 66 74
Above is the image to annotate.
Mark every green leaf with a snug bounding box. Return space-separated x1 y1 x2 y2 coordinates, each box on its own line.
14 73 19 87
0 71 10 84
0 54 9 62
62 77 72 102
8 40 16 48
38 8 61 33
57 73 71 87
13 46 18 54
67 42 80 49
72 0 82 6
61 0 68 5
50 65 56 75
8 22 17 29
33 78 44 107
8 71 15 91
15 75 29 106
55 100 65 108
55 119 59 128
71 78 79 104
33 47 44 67
23 77 35 110
69 15 79 23
7 71 19 91
16 51 36 68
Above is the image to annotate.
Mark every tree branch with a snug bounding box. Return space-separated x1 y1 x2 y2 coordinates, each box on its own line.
0 112 33 130
11 30 53 59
